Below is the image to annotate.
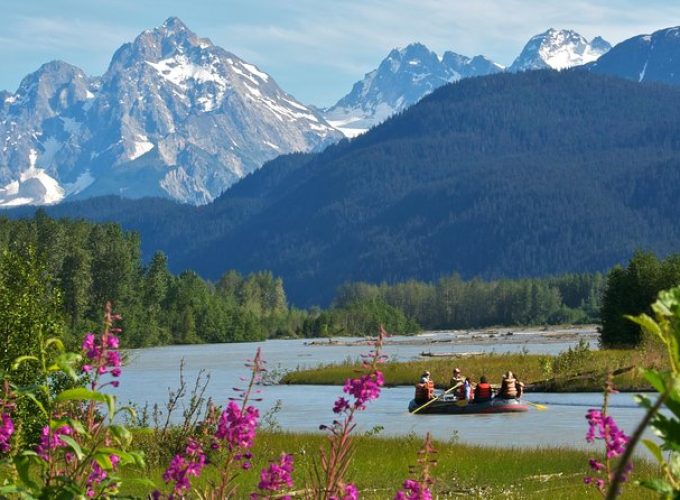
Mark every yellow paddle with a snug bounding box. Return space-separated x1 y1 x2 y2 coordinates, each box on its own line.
523 399 547 410
411 382 462 414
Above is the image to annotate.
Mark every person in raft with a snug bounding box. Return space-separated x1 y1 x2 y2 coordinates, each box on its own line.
473 375 494 402
497 371 524 400
450 367 466 399
415 371 435 403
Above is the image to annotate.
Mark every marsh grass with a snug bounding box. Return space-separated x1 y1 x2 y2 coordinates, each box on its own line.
121 431 657 498
280 349 661 392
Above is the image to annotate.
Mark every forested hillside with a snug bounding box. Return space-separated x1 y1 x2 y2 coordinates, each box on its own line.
10 70 680 305
0 214 605 346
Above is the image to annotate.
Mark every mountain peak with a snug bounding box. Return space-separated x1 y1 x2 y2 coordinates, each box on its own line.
509 28 610 72
324 42 502 136
160 16 188 32
589 24 680 85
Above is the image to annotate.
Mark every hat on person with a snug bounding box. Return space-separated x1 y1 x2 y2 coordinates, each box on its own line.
453 368 461 374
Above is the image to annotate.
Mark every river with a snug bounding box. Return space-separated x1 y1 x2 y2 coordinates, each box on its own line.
117 329 652 453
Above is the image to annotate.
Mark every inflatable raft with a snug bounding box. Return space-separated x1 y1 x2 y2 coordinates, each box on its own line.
408 397 528 415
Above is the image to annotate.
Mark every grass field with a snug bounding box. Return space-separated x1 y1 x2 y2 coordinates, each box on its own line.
280 348 659 392
120 431 658 499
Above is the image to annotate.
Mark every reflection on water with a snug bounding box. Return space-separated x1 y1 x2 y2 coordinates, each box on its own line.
117 333 652 452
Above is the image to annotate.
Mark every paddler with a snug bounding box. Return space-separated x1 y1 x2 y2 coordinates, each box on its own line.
497 371 524 400
473 375 493 402
450 367 466 399
414 370 435 403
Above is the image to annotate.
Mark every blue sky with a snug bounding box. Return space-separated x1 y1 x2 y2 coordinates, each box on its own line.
2 0 680 106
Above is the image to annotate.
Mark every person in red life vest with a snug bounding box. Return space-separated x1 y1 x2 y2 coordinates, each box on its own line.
473 375 493 402
497 371 524 399
414 371 435 403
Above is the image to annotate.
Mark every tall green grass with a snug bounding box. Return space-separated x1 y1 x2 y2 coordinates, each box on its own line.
121 431 657 499
281 349 657 391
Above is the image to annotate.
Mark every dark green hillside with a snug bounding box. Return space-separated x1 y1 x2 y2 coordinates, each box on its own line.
9 70 680 306
190 70 680 304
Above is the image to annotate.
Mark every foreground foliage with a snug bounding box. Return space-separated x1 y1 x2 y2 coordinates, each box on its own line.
121 431 656 499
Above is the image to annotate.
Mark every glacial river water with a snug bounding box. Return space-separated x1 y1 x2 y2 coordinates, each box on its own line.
117 330 653 453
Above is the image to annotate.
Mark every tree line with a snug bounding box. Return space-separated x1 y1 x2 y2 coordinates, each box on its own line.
334 272 604 331
600 250 680 346
11 212 670 349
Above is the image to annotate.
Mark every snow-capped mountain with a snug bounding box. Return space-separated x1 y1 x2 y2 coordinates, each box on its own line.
589 26 680 85
323 43 503 136
0 17 341 206
509 29 611 72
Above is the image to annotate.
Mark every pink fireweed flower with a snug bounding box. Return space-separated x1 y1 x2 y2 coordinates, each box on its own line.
214 401 259 452
333 397 350 414
585 409 630 458
395 478 433 500
342 370 384 410
82 333 99 359
584 408 633 489
80 311 122 388
36 424 74 461
85 454 118 498
252 453 294 498
0 413 13 453
163 439 206 496
330 482 359 500
588 458 605 471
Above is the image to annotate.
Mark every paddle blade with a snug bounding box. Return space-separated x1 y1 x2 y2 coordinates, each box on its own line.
524 400 548 410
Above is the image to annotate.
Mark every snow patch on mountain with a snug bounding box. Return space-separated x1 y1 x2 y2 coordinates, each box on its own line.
324 43 503 136
509 29 611 72
0 150 65 206
0 17 342 206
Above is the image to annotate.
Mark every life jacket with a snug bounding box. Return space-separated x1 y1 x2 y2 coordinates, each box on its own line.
500 378 518 399
415 381 434 402
475 382 492 400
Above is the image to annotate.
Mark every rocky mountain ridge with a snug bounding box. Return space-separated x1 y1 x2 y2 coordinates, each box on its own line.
0 17 340 206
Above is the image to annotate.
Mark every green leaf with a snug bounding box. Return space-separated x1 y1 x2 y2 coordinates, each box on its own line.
643 369 668 394
56 388 106 403
20 392 48 418
626 313 662 338
59 435 85 461
54 352 82 380
93 451 113 470
635 394 653 409
638 479 674 494
45 337 65 352
14 455 40 491
103 393 116 419
642 439 664 463
122 477 156 488
109 425 132 447
11 355 39 370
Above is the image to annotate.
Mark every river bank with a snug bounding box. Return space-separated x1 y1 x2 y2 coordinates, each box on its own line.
280 349 656 392
122 431 655 499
